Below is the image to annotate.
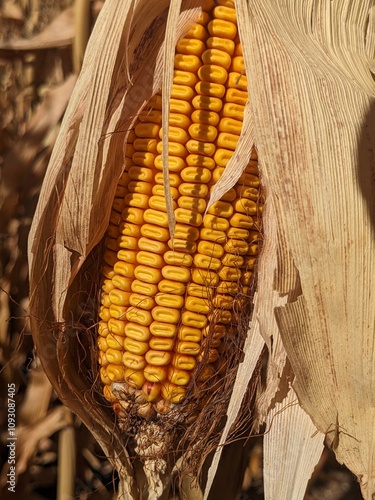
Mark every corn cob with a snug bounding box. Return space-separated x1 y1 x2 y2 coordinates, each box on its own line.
98 0 262 420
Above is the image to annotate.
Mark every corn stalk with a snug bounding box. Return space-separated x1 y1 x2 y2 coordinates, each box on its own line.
28 0 375 499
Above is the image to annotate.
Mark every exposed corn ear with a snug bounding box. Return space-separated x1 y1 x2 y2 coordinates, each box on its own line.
98 0 262 420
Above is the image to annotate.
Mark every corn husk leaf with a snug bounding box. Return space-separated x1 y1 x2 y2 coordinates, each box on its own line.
245 0 374 498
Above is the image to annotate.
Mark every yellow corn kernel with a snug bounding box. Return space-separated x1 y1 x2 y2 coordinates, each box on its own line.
178 182 209 198
135 122 160 138
227 227 250 240
125 307 153 326
98 321 109 336
174 223 200 241
150 321 177 338
154 171 182 187
144 208 169 227
213 295 234 309
182 311 208 329
102 278 115 293
131 279 158 297
101 368 112 387
219 117 242 135
152 184 179 199
208 18 237 39
229 212 254 229
230 56 244 73
145 350 172 366
101 294 111 308
97 336 108 352
124 192 150 209
217 280 238 294
156 141 188 158
193 253 221 270
113 261 135 278
109 289 131 307
138 237 169 254
181 165 212 183
133 138 158 153
184 23 208 41
124 369 146 389
158 279 186 295
187 283 211 299
221 253 244 267
140 223 170 242
170 84 196 102
224 239 249 255
161 265 191 283
218 266 241 282
99 306 111 322
149 337 174 351
176 341 201 356
152 306 181 324
186 140 216 157
162 125 190 144
124 337 149 356
117 234 138 250
241 271 253 286
236 185 260 200
155 293 184 309
108 318 125 335
173 69 199 86
177 196 207 214
225 87 247 105
191 109 220 126
185 296 210 315
192 268 219 286
172 353 196 371
161 382 186 404
164 250 193 267
129 293 156 311
192 95 223 112
188 123 218 142
203 323 227 339
217 132 239 150
107 365 125 381
203 214 229 231
214 5 237 23
200 227 227 243
142 381 162 401
207 36 235 55
238 172 260 187
227 72 248 91
106 333 125 349
232 198 257 215
197 240 224 259
186 153 216 170
109 304 127 319
179 326 203 344
123 352 146 370
132 152 155 168
144 365 167 383
195 81 226 99
222 102 245 121
125 323 151 342
202 48 232 69
120 222 141 238
169 98 193 116
106 348 124 365
168 367 191 386
175 207 203 227
112 262 133 280
128 166 155 183
174 54 202 72
99 351 108 367
122 207 144 225
136 251 164 268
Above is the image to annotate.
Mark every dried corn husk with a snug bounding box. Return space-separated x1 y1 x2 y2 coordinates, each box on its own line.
28 0 375 499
